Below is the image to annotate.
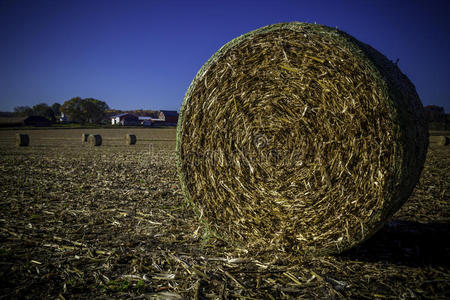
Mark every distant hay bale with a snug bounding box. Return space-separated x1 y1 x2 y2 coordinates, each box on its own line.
126 134 137 145
16 133 29 147
82 133 89 143
438 136 450 146
176 22 429 255
88 134 102 146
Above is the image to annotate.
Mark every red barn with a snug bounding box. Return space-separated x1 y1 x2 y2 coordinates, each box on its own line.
159 110 179 125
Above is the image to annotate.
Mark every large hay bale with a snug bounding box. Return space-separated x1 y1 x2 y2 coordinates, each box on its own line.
88 134 102 146
126 134 137 145
176 22 428 255
16 133 29 147
438 136 450 146
82 133 89 143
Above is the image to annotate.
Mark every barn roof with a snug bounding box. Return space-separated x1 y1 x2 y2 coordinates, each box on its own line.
111 113 129 118
111 113 138 118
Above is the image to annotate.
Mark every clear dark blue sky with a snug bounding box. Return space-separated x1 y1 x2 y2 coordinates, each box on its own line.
0 0 449 112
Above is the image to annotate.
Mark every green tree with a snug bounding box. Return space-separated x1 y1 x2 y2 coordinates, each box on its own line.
14 106 34 117
61 97 84 122
51 102 61 116
32 103 55 122
61 97 109 123
81 98 109 123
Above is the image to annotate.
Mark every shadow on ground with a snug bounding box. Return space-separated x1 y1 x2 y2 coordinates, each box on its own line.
341 220 450 267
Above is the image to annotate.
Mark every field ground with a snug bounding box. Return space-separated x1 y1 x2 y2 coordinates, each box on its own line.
0 128 449 299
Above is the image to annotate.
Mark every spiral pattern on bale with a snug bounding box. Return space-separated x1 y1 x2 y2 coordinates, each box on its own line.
88 134 102 146
16 134 29 147
126 134 137 145
176 22 428 255
438 136 450 146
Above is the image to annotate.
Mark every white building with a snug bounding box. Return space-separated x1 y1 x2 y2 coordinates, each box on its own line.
110 113 139 126
59 112 68 123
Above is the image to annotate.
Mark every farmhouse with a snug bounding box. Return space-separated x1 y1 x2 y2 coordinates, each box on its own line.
111 113 139 126
138 116 152 127
110 111 178 126
138 116 164 127
159 110 179 126
59 112 68 123
138 116 160 126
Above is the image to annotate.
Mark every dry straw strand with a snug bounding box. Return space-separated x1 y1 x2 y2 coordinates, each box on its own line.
88 134 102 146
176 22 428 255
126 134 137 145
16 133 29 147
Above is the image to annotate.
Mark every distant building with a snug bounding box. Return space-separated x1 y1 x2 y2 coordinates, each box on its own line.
110 111 178 127
159 110 179 126
138 116 164 127
111 113 139 126
59 112 68 123
23 116 52 127
138 116 155 127
0 115 52 127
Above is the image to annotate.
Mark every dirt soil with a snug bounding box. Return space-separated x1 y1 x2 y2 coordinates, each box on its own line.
0 128 449 299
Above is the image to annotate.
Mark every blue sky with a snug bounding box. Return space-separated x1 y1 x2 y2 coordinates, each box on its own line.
0 0 449 112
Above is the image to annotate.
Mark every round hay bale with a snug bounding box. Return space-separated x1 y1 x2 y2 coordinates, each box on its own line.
126 134 137 145
438 136 450 146
176 22 428 255
88 134 102 146
16 133 29 147
82 133 89 143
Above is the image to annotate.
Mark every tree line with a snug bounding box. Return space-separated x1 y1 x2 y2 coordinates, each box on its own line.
424 105 450 130
14 103 61 121
14 97 109 124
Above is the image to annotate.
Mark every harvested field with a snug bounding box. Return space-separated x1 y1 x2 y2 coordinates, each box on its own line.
0 128 449 299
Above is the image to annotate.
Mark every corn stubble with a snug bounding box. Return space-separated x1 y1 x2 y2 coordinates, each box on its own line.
0 128 448 298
